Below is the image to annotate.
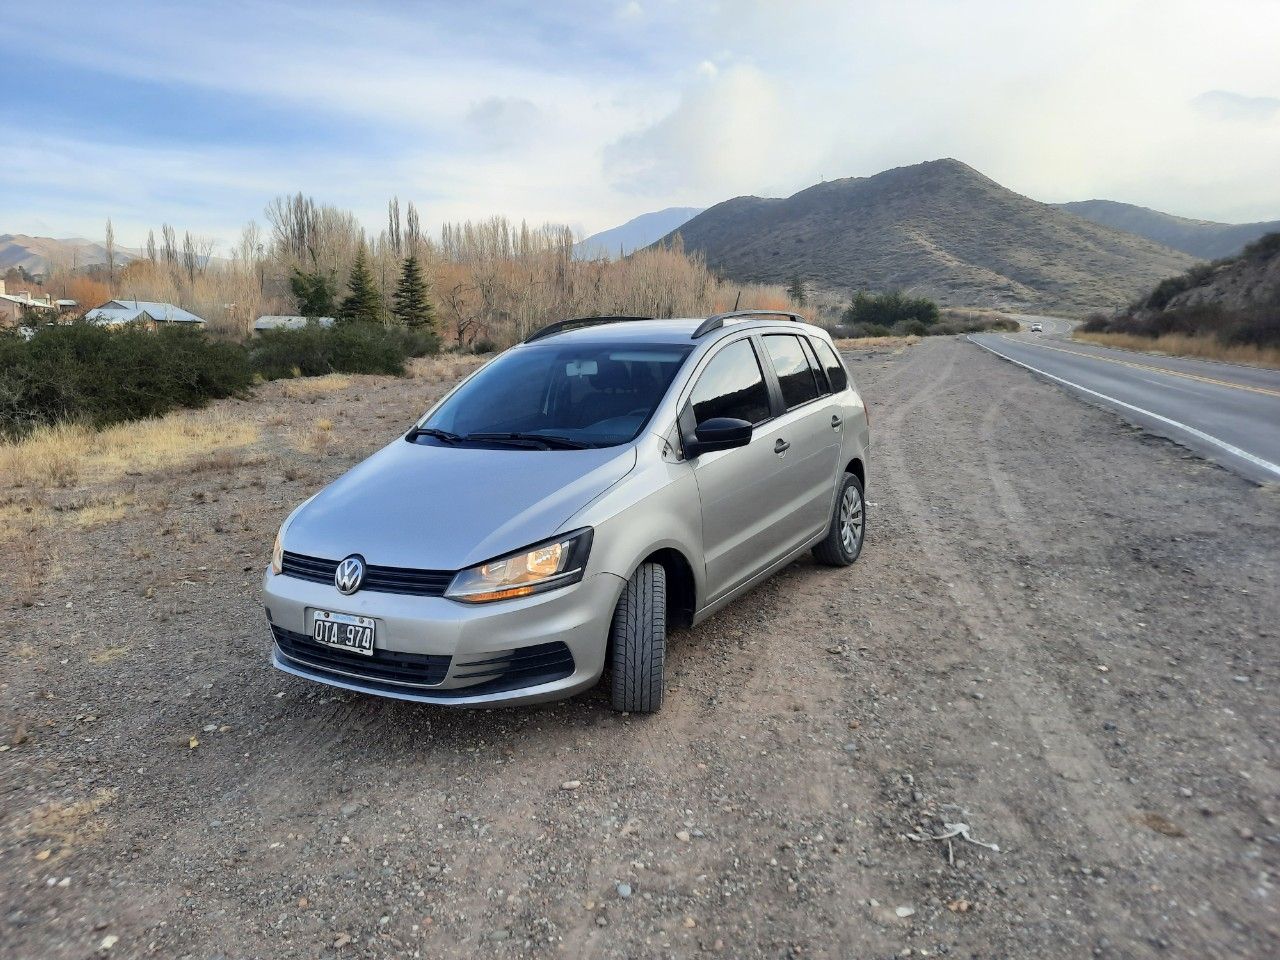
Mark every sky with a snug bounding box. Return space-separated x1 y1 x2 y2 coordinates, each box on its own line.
3 0 1279 251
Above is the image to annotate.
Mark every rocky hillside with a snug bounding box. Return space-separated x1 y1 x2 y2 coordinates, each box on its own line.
653 160 1194 314
1163 233 1280 312
1055 200 1280 261
1080 232 1280 350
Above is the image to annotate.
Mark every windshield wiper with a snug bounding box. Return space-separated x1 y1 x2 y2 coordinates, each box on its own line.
406 426 463 444
463 432 593 450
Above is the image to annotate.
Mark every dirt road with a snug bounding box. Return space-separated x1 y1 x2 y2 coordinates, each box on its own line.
3 338 1277 959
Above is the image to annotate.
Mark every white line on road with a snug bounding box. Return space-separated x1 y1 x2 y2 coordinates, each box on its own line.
968 335 1280 481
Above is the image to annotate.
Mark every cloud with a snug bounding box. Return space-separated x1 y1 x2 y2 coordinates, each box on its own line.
603 65 800 197
465 97 544 151
3 0 1280 240
1192 90 1280 122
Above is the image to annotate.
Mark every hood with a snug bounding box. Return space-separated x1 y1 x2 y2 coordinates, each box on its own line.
285 439 637 570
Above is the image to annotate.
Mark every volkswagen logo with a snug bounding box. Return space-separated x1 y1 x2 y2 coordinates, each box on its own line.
334 554 366 595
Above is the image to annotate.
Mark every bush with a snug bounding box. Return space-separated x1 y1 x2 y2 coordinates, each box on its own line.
248 323 439 381
1241 231 1280 261
843 290 940 328
842 322 893 338
1089 302 1280 350
0 322 252 440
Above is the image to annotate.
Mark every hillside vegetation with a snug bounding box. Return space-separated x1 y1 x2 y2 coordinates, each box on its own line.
1055 200 1280 261
1079 232 1280 364
654 159 1194 314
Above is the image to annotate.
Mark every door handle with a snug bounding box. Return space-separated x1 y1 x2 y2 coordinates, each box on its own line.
774 438 790 455
831 415 843 430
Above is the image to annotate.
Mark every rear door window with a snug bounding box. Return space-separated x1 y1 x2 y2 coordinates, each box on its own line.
689 339 771 425
763 334 821 409
811 338 849 392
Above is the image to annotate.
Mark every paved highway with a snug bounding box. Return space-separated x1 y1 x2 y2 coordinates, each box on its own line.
970 319 1280 484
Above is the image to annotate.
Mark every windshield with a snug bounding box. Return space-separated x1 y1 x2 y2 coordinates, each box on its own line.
418 342 694 448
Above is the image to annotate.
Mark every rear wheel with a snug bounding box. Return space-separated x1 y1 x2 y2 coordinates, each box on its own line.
609 562 667 713
813 473 866 566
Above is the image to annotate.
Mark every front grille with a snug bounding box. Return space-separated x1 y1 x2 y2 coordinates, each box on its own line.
450 642 575 695
281 551 454 597
272 624 450 688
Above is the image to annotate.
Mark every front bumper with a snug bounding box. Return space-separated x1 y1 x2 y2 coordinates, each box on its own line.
262 567 626 707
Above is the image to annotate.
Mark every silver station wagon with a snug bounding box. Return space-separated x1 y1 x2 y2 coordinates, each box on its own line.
264 311 870 712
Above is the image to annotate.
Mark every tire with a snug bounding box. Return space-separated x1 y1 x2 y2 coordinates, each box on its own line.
812 472 866 567
609 562 667 713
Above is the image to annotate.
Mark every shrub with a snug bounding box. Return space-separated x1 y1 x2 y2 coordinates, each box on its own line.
843 290 940 328
0 322 252 440
1086 302 1280 350
248 322 439 381
1241 231 1280 261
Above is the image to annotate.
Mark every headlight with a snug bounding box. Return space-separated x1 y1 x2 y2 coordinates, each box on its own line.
446 528 593 603
271 497 314 576
271 524 285 575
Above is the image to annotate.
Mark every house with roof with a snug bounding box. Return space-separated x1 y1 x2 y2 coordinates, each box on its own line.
0 287 57 328
83 300 206 328
253 315 336 333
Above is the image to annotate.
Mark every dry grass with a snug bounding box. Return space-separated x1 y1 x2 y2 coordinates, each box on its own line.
1073 332 1280 370
25 788 118 861
410 354 489 381
70 495 134 528
0 413 260 490
281 374 353 398
834 336 921 351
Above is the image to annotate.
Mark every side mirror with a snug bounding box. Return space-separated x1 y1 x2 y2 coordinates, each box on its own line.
686 417 753 458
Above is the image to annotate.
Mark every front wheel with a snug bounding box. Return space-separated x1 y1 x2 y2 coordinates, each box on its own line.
813 473 866 566
609 562 667 713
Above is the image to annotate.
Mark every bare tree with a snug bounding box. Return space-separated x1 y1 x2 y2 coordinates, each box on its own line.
104 218 116 286
146 229 157 263
161 224 177 267
182 231 197 283
406 201 421 253
387 197 402 259
265 192 320 266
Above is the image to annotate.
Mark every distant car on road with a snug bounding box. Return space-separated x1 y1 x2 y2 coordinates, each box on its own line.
264 311 871 712
1030 322 1043 333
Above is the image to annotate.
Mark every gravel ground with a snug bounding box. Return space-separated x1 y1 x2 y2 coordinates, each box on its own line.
2 338 1277 960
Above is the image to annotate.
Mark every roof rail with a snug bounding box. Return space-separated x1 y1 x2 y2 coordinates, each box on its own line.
524 315 653 343
691 309 807 339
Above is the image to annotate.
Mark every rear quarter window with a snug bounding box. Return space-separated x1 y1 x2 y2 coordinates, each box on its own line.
812 338 849 392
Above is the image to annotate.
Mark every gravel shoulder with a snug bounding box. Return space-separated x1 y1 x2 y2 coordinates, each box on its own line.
2 339 1277 959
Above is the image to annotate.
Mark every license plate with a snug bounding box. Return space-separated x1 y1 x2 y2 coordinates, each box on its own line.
311 610 375 656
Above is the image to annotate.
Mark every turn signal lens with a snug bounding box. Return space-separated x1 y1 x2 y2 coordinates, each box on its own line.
446 529 592 603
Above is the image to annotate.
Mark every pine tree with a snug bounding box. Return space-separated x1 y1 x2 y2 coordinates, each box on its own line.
338 244 383 324
787 273 806 307
290 268 337 317
391 255 436 329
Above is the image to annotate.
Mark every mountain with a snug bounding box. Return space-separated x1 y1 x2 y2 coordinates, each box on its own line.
575 207 703 260
1055 200 1280 261
0 234 138 275
652 160 1195 314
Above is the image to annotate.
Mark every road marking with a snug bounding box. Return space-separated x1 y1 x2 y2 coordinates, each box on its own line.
997 335 1280 399
969 336 1280 481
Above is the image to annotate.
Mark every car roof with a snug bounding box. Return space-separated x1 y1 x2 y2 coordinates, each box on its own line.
522 316 829 347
